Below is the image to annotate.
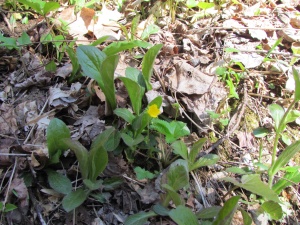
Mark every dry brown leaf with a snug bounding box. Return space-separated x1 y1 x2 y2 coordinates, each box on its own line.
80 7 95 29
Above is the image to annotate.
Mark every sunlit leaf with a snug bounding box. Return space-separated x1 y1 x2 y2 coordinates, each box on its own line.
261 201 283 220
269 104 285 131
62 188 89 212
212 196 240 225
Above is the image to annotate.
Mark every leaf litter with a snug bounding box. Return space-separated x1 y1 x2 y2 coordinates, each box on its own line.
0 0 300 224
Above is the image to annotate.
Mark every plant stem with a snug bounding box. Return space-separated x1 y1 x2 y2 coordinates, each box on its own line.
269 99 297 187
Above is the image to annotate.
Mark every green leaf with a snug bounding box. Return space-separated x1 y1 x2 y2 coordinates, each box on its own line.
45 60 57 72
47 118 71 163
142 44 163 90
162 183 184 206
284 109 300 124
225 167 252 175
171 140 188 160
124 211 157 225
131 15 140 41
253 127 269 138
0 33 18 50
62 139 89 180
269 103 285 131
167 159 189 191
62 188 89 212
17 32 31 46
114 108 136 124
150 119 172 138
240 209 252 225
198 2 215 9
189 138 207 163
169 205 199 225
196 206 221 219
153 204 169 216
132 111 152 135
125 67 146 89
134 167 156 180
103 40 151 56
272 167 300 193
53 35 64 49
99 54 119 110
88 129 114 181
83 179 103 191
293 67 300 101
190 154 219 171
46 170 72 195
77 45 107 84
168 121 190 143
269 140 300 178
261 201 283 220
42 2 60 15
103 129 120 152
90 35 110 46
222 174 280 202
4 203 17 212
121 133 144 147
141 24 160 40
212 196 240 225
119 77 145 115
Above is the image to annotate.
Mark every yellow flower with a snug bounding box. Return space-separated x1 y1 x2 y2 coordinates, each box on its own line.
147 104 160 118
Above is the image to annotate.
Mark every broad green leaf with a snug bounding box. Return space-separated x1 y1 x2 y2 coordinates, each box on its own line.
77 45 106 84
198 2 215 9
141 24 160 40
132 111 151 135
99 54 119 109
150 119 172 138
66 47 80 80
90 35 110 46
103 129 120 152
42 2 60 15
46 170 72 195
167 159 189 191
148 96 163 108
190 154 219 171
189 138 207 163
272 167 300 193
225 167 252 175
103 40 151 56
153 204 169 216
17 32 31 46
124 211 157 225
18 0 43 14
62 188 89 212
121 133 144 147
169 121 190 142
3 203 17 213
196 206 221 219
269 140 300 178
162 184 184 206
40 33 52 43
212 196 240 225
114 108 135 124
125 67 146 88
134 167 156 180
253 127 269 138
89 129 114 181
269 104 285 131
261 201 283 220
281 133 292 145
45 60 56 72
169 205 199 225
53 35 64 49
284 109 300 124
222 174 280 202
171 140 188 160
0 33 18 50
83 179 103 191
47 118 71 163
119 77 145 115
240 209 252 225
142 44 163 90
293 67 300 101
62 139 89 180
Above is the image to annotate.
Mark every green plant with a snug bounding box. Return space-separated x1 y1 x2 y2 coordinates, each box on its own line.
46 118 122 212
17 0 60 17
222 67 300 222
0 202 17 213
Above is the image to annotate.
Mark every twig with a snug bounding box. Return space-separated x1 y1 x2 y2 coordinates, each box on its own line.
28 189 47 225
0 12 13 33
191 171 210 208
3 158 17 210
